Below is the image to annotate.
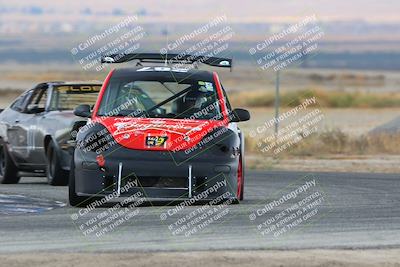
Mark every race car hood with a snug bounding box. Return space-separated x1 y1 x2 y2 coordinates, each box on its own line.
97 117 227 151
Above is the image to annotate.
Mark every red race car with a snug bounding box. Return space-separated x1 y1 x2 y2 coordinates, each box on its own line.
70 53 250 207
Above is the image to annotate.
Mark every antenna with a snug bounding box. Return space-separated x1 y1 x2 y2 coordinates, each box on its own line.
164 25 169 67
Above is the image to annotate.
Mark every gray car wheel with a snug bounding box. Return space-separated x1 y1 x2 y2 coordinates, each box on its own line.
0 140 20 184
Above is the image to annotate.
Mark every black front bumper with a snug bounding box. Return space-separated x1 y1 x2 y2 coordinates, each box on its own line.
74 143 239 201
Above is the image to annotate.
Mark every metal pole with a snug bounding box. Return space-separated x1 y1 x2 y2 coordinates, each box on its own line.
117 162 123 197
274 70 280 140
188 165 192 198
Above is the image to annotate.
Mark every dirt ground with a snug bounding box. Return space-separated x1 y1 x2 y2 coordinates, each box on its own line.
243 107 400 172
247 155 400 173
1 249 399 267
243 107 400 137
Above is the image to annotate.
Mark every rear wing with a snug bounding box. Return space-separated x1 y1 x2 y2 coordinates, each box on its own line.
101 53 232 70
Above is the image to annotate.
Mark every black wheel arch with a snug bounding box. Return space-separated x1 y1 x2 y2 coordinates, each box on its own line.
44 135 53 154
0 136 18 168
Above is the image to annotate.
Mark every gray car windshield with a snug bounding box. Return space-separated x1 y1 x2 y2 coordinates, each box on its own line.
49 85 101 111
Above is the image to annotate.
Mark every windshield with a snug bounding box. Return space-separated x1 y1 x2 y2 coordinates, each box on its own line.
50 85 101 111
97 74 222 120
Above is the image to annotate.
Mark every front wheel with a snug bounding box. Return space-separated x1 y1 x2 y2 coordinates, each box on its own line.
0 141 20 184
46 140 68 186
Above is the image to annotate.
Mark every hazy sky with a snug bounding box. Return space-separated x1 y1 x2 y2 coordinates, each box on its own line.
1 0 399 23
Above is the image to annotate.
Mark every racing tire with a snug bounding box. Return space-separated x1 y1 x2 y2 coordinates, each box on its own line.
69 154 94 207
46 140 68 186
0 140 20 184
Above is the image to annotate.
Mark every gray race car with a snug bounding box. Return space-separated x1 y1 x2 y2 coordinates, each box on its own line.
0 81 101 185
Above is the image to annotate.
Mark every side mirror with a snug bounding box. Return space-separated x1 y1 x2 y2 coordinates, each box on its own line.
74 104 91 118
230 108 250 122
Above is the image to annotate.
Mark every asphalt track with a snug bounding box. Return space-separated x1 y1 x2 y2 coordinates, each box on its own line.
0 170 399 253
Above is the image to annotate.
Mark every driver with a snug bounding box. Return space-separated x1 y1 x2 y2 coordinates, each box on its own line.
174 87 216 118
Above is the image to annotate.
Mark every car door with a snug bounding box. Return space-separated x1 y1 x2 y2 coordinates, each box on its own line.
7 86 48 166
23 86 49 166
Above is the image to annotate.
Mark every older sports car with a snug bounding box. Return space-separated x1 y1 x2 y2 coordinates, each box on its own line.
70 53 250 206
0 81 101 185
